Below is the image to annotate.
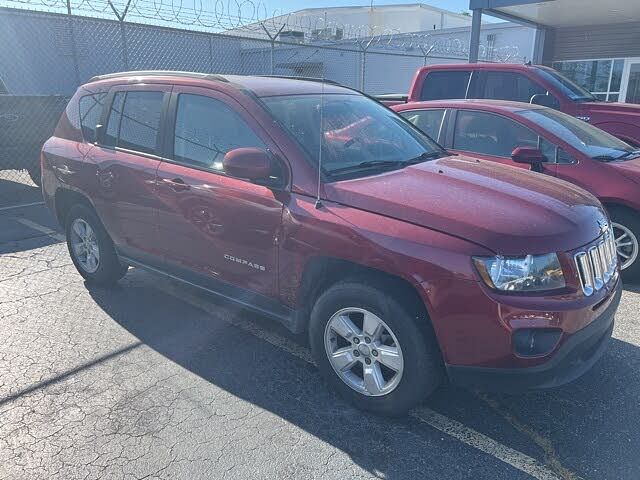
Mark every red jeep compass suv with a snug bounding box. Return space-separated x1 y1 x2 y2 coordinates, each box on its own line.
42 72 621 415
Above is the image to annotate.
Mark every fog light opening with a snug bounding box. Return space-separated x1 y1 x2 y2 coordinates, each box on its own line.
512 328 562 357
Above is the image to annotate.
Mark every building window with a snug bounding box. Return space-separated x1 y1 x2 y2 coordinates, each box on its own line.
553 59 624 102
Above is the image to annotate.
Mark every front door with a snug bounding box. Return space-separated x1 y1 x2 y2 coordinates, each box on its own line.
448 109 557 174
155 87 285 298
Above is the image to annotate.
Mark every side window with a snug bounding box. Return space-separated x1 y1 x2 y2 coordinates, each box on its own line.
103 91 163 155
173 94 266 171
482 72 547 103
420 71 470 101
400 109 445 141
453 110 547 159
79 93 107 143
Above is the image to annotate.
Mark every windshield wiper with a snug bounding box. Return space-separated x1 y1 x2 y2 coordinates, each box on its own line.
592 155 618 162
617 150 640 160
593 150 640 162
406 151 446 164
328 160 405 175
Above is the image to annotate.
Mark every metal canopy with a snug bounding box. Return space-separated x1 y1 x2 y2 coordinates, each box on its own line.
467 0 640 63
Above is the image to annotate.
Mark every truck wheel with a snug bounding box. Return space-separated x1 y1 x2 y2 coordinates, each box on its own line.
65 204 128 286
309 281 442 416
27 164 42 186
609 207 640 283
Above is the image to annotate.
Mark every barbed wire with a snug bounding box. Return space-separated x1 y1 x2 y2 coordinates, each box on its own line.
0 0 521 61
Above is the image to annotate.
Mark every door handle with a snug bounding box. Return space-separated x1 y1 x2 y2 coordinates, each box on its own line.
162 177 190 192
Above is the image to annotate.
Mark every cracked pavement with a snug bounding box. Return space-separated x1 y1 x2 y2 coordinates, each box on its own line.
1 203 639 480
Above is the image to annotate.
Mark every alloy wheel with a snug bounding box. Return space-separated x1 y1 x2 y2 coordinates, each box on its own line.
70 218 100 273
612 222 639 271
324 307 404 397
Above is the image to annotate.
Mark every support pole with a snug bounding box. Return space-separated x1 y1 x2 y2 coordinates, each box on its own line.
468 8 482 63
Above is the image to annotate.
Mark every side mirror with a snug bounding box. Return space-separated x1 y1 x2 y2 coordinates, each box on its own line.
223 147 272 181
512 147 546 173
530 93 559 110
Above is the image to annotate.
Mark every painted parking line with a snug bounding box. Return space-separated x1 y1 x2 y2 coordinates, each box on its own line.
15 217 65 241
0 201 45 212
154 279 564 480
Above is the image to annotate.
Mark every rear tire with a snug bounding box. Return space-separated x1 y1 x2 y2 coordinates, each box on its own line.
309 281 442 416
608 207 640 283
65 204 128 286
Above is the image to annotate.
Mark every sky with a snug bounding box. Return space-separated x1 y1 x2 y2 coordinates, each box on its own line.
264 0 472 16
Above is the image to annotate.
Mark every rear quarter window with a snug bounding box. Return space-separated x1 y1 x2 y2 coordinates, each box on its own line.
420 71 470 101
79 93 107 143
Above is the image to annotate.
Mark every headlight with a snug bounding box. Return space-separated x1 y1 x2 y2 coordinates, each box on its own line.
473 253 565 292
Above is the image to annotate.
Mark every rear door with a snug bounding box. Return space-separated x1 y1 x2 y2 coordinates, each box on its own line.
418 70 475 101
90 84 171 259
154 86 286 298
472 70 547 103
447 109 557 172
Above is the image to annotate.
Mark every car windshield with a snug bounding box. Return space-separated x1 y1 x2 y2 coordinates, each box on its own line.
517 108 637 161
534 67 598 102
261 93 445 180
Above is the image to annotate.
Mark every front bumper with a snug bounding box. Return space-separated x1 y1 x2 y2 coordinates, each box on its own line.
446 280 622 392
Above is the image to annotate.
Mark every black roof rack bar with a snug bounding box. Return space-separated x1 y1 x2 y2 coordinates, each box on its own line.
257 75 341 85
88 70 228 83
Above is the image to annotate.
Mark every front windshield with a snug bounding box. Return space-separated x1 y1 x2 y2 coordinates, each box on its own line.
517 108 637 161
534 67 597 102
261 93 445 180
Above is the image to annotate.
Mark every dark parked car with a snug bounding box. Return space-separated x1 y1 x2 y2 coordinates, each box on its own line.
0 77 68 185
42 71 620 415
380 63 640 147
393 99 640 280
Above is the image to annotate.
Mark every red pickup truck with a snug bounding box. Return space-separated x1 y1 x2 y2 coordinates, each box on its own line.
380 63 640 147
42 72 621 415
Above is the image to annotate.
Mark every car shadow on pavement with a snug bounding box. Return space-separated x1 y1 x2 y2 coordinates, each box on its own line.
0 176 41 209
87 270 640 480
86 273 539 480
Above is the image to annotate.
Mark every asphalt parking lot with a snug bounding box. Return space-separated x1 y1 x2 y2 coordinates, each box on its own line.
1 193 639 479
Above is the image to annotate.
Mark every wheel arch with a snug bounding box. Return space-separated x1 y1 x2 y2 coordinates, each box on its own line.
53 188 96 226
296 256 433 333
601 200 639 217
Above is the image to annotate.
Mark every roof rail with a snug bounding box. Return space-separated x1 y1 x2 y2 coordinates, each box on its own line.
257 75 341 86
87 70 228 83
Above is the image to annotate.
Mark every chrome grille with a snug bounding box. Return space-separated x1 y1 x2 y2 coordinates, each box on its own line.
574 231 618 296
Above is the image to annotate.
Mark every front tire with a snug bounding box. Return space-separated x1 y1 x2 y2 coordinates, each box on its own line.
609 207 640 283
65 204 128 286
309 281 442 416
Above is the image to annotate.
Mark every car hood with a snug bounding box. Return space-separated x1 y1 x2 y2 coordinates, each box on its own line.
582 102 640 121
325 156 607 255
605 156 640 184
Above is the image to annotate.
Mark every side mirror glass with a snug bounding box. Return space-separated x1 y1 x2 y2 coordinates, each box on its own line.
223 147 272 181
512 147 546 173
530 93 559 110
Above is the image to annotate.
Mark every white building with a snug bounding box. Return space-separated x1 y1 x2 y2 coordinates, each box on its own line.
229 3 474 41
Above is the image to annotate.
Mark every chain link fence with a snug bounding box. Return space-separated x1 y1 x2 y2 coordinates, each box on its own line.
0 0 513 207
